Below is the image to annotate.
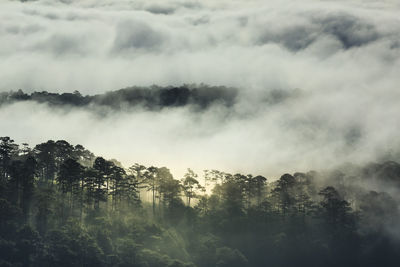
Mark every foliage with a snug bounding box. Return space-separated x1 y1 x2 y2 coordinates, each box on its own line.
1 136 400 267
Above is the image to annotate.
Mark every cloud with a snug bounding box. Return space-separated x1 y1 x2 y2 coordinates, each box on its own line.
112 20 166 52
316 13 380 49
255 12 380 51
144 3 176 15
0 0 400 180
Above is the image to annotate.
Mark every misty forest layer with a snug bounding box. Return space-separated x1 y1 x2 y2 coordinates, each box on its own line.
1 136 400 267
0 85 238 112
2 0 400 266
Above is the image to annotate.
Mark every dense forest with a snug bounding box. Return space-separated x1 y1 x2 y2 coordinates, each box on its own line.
1 136 400 267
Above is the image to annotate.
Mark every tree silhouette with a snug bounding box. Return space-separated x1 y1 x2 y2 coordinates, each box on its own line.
181 169 204 206
0 136 399 267
273 174 296 217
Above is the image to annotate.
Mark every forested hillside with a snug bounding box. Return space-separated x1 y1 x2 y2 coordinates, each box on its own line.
1 136 399 267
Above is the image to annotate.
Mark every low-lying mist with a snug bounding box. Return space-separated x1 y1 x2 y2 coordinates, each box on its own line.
1 84 399 179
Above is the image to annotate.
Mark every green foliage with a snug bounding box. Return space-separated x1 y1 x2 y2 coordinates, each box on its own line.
1 136 400 267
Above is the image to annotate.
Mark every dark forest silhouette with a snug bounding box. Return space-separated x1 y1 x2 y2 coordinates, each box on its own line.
0 85 238 111
0 85 301 114
1 136 399 267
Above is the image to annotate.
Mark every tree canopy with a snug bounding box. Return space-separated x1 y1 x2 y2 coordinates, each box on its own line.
1 136 399 267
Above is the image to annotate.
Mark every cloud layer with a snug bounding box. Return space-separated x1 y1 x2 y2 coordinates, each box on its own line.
1 0 400 178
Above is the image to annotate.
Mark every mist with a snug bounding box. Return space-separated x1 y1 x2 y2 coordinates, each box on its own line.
3 2 400 266
1 0 400 178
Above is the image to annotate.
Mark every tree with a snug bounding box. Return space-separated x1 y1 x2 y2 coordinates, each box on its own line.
181 169 204 206
34 140 57 186
3 136 400 267
293 172 315 217
8 160 24 206
109 165 127 211
92 167 107 211
217 176 245 217
0 137 18 184
160 174 181 206
83 168 98 211
158 168 177 204
54 140 74 168
93 157 113 209
73 144 95 167
250 175 267 206
318 186 354 230
128 163 147 201
195 195 210 216
121 172 140 209
204 169 225 187
159 177 184 223
143 166 159 216
272 174 296 216
57 158 83 219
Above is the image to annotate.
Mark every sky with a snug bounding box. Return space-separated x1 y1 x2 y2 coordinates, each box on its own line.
1 0 400 179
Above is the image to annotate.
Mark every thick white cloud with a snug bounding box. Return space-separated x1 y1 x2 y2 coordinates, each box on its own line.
1 0 400 178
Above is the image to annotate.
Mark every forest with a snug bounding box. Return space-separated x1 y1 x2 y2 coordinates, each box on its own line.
1 136 400 267
0 85 238 111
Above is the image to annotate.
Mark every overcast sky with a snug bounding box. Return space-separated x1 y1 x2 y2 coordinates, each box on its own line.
1 0 400 179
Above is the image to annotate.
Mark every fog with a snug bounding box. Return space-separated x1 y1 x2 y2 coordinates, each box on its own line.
1 0 400 178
